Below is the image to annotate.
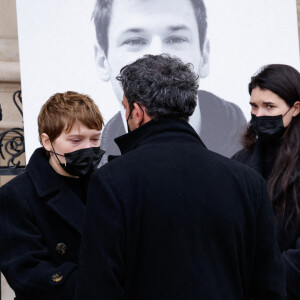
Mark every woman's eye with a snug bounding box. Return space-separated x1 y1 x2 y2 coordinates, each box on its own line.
250 103 257 108
267 105 274 109
71 139 80 143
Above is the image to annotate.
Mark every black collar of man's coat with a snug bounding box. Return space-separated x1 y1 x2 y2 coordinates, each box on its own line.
114 118 206 155
25 147 85 234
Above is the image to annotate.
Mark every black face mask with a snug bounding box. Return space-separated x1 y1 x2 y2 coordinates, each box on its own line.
51 146 105 177
250 108 291 141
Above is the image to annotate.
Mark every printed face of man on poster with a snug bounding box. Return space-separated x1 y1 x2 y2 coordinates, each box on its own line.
93 0 247 159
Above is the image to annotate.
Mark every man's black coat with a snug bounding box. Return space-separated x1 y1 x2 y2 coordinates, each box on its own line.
0 148 85 300
76 119 284 300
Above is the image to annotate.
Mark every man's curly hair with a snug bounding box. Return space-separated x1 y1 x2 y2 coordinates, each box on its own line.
117 54 199 121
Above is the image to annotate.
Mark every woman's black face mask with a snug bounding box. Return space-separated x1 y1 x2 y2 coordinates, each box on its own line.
250 107 291 141
50 146 105 177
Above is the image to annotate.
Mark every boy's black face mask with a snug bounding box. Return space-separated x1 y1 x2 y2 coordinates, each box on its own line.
50 146 105 177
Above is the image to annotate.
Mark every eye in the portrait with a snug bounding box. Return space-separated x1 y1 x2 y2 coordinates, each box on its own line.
165 35 188 44
121 38 148 47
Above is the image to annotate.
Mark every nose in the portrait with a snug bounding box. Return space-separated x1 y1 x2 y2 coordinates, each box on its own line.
148 36 163 55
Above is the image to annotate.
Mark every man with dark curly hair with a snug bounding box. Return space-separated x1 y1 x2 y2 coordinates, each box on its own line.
92 0 247 161
76 54 284 300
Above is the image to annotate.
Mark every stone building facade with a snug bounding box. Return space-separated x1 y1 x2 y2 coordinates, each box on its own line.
0 1 23 298
0 0 24 188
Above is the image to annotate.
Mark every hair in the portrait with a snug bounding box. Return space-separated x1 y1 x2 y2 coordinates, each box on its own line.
38 91 104 144
116 54 199 121
244 64 300 225
92 0 207 56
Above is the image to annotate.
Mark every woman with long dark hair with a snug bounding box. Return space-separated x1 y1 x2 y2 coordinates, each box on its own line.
232 64 300 299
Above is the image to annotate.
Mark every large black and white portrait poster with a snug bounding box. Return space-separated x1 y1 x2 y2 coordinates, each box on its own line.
16 0 299 160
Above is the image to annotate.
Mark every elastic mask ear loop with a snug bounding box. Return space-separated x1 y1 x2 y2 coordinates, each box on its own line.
126 102 145 129
50 142 66 166
283 106 292 117
127 107 134 123
126 106 134 133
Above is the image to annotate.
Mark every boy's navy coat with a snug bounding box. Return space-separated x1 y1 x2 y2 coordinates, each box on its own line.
0 148 85 300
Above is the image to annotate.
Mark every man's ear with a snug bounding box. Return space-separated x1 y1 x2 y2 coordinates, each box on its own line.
94 43 111 82
199 38 210 79
41 133 52 152
292 101 300 117
132 103 144 126
132 103 152 126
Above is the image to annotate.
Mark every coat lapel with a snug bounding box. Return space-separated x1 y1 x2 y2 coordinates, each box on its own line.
27 148 86 234
46 188 86 234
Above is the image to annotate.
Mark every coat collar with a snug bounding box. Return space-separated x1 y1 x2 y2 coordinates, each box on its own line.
26 148 85 234
114 118 206 155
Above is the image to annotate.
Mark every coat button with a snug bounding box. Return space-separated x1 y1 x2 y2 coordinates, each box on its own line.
52 273 63 283
56 243 67 255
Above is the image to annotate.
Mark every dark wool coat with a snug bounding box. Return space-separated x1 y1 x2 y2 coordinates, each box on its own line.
76 118 285 300
0 148 85 300
233 146 300 300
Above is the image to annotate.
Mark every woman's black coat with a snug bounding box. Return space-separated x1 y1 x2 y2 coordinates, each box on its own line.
0 148 85 300
233 147 300 299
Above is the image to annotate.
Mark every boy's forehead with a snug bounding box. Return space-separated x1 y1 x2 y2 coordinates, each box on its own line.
63 120 101 135
63 119 82 133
